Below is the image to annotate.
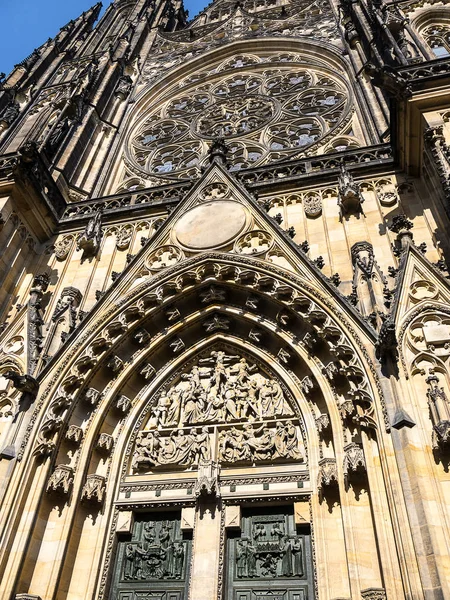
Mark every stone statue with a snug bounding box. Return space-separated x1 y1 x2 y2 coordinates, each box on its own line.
77 209 103 256
0 102 20 126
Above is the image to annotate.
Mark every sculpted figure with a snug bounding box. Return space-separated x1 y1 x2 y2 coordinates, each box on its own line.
233 357 256 387
124 544 135 579
285 422 303 459
247 543 258 577
243 423 270 460
260 552 277 576
219 427 249 462
173 542 184 578
271 522 284 543
166 386 183 426
133 431 161 468
281 536 293 576
236 540 248 577
253 427 275 460
223 382 239 421
160 429 195 465
259 381 275 417
159 524 174 576
273 422 302 460
253 523 265 542
246 379 260 418
191 426 211 464
270 380 292 415
159 523 171 548
292 536 304 576
181 391 202 425
134 545 147 579
153 391 171 427
204 392 226 422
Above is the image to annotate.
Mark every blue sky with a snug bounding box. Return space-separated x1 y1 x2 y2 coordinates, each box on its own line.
0 0 207 76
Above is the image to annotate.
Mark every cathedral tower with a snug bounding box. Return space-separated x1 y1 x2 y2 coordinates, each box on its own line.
1 0 450 598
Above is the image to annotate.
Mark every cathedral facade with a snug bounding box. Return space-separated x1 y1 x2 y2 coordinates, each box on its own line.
0 0 450 598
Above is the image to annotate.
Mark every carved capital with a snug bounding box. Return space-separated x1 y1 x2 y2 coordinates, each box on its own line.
97 433 114 453
194 460 220 499
140 363 156 380
107 355 124 375
81 474 106 504
315 413 330 434
317 458 338 492
65 425 83 444
361 588 386 600
116 395 131 414
83 387 102 406
343 442 366 484
134 328 151 344
47 464 74 495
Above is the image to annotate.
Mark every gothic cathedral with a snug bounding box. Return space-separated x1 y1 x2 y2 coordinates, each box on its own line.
0 0 450 598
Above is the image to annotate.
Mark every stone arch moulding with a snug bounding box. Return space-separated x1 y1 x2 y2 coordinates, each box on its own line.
0 253 406 600
23 252 386 452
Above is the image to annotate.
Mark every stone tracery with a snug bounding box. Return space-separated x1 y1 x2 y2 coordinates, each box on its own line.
128 54 351 181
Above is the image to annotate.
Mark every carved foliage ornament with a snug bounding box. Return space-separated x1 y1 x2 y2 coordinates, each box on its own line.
303 194 322 218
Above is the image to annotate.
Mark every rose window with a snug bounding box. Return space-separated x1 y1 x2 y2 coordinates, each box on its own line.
195 96 277 138
127 54 351 181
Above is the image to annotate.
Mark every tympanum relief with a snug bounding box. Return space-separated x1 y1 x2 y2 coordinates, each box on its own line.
132 350 305 472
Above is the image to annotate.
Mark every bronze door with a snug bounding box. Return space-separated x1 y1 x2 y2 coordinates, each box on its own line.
226 507 313 600
110 512 191 600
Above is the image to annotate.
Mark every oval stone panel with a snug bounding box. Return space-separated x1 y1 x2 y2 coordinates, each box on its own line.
174 200 247 250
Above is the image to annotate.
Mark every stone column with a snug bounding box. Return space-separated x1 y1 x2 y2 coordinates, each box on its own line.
189 500 222 600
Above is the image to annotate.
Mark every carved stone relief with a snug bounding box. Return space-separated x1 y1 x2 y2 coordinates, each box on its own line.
131 350 304 472
303 194 322 218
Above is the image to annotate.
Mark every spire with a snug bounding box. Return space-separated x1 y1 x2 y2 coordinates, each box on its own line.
58 2 102 33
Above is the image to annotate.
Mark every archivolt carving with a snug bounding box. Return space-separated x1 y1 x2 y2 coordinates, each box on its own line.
21 253 385 462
